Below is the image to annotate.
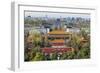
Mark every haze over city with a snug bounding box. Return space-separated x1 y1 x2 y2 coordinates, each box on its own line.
25 11 90 19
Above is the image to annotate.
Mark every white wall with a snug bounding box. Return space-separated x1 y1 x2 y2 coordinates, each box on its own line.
0 0 100 73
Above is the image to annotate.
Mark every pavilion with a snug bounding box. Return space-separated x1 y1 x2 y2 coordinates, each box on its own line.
41 19 73 54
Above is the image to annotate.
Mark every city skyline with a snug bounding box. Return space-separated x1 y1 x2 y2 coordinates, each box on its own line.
25 11 90 19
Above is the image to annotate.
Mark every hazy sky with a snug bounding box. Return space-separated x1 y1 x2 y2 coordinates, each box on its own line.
24 11 90 19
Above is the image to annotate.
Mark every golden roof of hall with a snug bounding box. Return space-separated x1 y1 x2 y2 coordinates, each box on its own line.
48 30 71 35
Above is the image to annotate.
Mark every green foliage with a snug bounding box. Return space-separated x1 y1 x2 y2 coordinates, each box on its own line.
61 51 76 59
32 52 44 61
29 29 42 47
61 53 67 59
77 48 90 59
70 34 80 49
24 49 34 61
49 53 57 60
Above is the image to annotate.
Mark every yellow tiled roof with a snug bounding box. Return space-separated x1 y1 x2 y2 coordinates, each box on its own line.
48 30 71 35
50 39 65 43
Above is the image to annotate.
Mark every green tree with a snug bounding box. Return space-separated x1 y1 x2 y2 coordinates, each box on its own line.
32 52 44 61
29 29 42 47
50 53 57 60
70 34 81 50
